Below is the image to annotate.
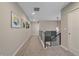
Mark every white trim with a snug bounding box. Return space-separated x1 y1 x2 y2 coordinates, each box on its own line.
61 45 69 51
12 36 32 56
61 45 76 56
38 36 44 48
68 47 79 56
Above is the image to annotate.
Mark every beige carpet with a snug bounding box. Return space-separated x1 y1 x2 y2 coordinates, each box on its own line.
23 36 74 56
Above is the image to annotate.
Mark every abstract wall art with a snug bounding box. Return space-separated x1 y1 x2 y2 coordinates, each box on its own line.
11 11 22 28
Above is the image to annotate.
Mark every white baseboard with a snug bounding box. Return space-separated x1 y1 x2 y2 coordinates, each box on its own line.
61 45 76 56
61 45 69 51
12 36 32 56
68 47 79 56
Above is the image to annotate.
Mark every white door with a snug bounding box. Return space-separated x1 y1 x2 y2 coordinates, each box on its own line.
32 22 39 36
68 9 79 55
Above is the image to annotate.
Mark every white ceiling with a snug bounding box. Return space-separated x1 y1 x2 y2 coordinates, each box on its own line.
18 2 70 21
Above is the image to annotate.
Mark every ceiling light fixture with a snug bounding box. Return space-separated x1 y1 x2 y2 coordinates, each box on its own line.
32 12 35 15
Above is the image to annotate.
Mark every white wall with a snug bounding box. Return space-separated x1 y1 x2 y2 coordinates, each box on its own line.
61 13 69 49
68 8 79 55
61 2 79 55
0 2 32 55
39 21 61 32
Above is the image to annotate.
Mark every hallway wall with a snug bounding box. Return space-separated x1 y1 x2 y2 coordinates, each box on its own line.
39 21 57 31
39 21 61 32
0 2 32 55
61 2 79 55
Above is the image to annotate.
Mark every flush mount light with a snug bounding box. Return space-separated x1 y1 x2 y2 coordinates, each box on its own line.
32 12 35 15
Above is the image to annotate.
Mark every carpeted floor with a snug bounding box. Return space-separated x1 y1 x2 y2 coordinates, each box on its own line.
23 36 74 56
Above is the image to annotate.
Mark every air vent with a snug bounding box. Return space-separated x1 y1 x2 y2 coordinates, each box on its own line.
34 7 40 11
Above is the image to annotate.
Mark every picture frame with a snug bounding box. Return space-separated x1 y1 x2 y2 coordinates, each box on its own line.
26 22 30 29
11 11 22 28
23 22 25 28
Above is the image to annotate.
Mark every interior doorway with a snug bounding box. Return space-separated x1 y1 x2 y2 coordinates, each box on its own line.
32 22 39 36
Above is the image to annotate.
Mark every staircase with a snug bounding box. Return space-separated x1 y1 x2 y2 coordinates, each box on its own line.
39 31 61 48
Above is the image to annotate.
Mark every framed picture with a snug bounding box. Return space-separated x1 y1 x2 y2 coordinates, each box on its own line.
26 22 30 29
11 11 22 28
23 22 25 28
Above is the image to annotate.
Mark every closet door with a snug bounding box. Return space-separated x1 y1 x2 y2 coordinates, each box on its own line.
68 9 79 55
